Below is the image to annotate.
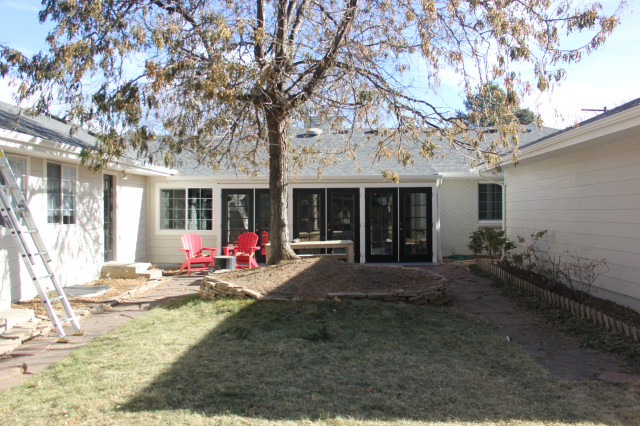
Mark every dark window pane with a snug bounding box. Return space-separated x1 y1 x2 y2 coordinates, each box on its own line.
187 188 212 230
160 189 186 230
47 163 61 224
479 184 502 221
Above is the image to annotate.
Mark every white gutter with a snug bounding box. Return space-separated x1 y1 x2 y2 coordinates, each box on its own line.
192 173 443 185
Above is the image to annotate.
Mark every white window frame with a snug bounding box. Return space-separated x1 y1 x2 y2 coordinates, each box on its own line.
47 162 77 225
0 154 28 227
159 186 213 231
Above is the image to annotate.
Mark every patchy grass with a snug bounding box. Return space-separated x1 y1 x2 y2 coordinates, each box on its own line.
471 265 640 373
1 297 639 425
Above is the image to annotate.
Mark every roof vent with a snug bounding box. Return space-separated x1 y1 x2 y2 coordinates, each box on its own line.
297 127 323 138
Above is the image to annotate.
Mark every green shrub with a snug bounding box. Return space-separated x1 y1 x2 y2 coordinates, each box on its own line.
468 228 515 263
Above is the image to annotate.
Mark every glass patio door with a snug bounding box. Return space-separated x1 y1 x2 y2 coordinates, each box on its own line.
254 189 270 262
365 188 397 262
293 189 325 254
399 188 432 262
327 188 359 262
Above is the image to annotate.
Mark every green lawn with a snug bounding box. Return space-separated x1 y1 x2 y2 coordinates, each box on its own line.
1 297 639 425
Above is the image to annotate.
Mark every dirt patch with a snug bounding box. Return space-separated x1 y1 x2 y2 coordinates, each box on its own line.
213 257 449 300
11 278 150 317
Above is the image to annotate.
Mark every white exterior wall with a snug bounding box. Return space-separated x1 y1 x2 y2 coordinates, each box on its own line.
439 178 503 257
439 179 478 256
0 150 154 310
147 177 454 266
147 178 218 266
505 135 640 312
114 173 148 262
1 156 104 308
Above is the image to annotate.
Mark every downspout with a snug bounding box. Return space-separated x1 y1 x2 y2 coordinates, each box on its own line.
436 176 442 263
502 181 506 232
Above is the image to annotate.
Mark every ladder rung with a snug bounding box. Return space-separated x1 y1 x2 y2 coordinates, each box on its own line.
35 274 54 280
60 317 75 324
29 251 49 257
49 295 66 302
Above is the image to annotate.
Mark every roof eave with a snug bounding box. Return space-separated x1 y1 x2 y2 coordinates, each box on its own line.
0 129 176 176
500 103 640 167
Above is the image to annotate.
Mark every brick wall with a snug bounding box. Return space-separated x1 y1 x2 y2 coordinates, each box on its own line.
439 179 479 256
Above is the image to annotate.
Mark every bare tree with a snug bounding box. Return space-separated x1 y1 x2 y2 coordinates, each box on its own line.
1 0 621 263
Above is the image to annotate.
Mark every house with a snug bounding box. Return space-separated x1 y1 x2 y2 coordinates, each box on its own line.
498 97 640 312
1 100 555 311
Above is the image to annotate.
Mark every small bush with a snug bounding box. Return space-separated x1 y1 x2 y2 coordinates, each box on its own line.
468 228 515 263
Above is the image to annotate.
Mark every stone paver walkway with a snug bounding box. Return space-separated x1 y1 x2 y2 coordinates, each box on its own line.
1 262 638 392
424 261 640 382
0 276 202 391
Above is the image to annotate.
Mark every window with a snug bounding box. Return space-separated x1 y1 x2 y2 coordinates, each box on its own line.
479 183 502 221
160 188 212 230
47 163 76 224
0 155 27 227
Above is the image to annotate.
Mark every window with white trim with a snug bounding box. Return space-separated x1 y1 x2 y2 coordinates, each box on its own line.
160 188 212 230
0 155 27 227
479 183 502 221
47 163 76 224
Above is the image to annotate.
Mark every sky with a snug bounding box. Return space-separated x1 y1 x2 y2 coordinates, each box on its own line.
0 0 638 130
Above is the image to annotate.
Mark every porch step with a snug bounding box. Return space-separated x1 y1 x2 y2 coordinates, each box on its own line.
101 262 163 279
0 308 34 332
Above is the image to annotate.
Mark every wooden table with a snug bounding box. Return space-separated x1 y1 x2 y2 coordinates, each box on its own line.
265 240 354 263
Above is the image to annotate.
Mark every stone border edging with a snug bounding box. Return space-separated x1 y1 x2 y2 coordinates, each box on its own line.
200 275 452 305
476 260 640 342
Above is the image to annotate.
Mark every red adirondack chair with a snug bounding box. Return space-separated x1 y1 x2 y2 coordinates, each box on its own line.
234 232 260 268
260 231 269 256
179 233 217 275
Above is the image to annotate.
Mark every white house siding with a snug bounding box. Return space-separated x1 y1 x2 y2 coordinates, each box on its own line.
505 135 640 312
114 174 148 262
146 179 218 267
146 178 446 265
0 156 106 308
41 161 104 297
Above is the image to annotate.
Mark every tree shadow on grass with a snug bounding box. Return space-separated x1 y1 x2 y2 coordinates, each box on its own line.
120 295 622 423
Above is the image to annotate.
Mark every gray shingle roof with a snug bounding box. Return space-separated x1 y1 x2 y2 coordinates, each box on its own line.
1 101 557 178
0 101 97 150
173 122 557 178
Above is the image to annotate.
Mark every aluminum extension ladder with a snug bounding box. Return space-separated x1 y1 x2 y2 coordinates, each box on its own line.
0 147 80 337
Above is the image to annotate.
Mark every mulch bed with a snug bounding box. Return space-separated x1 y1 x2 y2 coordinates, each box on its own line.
210 257 452 302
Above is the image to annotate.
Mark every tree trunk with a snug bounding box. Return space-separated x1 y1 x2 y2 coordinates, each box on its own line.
266 108 298 265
